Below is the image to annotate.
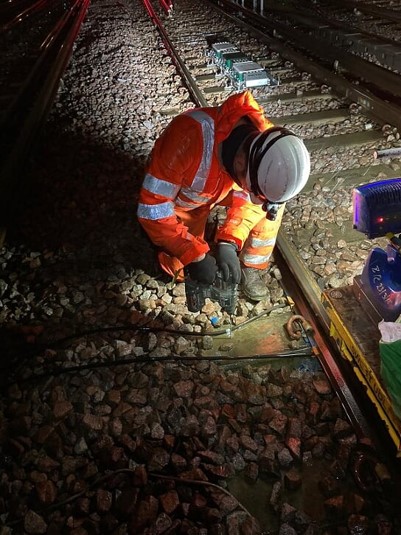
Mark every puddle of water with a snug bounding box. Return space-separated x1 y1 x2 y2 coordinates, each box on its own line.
227 458 334 531
227 476 280 531
220 355 322 374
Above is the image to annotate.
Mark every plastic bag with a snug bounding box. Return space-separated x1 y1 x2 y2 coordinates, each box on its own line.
379 320 401 419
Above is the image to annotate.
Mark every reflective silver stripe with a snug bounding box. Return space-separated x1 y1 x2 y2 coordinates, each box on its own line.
233 190 251 202
186 110 214 190
142 174 180 199
137 201 175 220
175 198 199 209
242 253 271 265
249 237 276 248
178 188 211 204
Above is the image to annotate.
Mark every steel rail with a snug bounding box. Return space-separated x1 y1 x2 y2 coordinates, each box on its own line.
211 0 401 132
141 0 208 108
276 231 375 440
158 0 171 14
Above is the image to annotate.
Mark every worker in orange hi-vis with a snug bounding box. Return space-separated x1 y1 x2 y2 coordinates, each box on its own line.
137 90 310 302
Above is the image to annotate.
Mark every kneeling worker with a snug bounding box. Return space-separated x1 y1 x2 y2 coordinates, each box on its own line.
137 90 310 302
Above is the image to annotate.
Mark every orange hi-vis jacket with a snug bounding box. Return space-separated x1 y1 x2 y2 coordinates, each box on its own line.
137 91 285 277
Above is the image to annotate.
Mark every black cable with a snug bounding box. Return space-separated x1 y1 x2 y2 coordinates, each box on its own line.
0 304 288 378
4 468 256 529
2 303 287 364
40 303 287 347
6 347 314 385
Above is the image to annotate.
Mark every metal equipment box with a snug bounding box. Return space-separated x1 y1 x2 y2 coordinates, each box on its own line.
221 51 248 70
232 61 271 88
353 178 401 238
211 42 238 61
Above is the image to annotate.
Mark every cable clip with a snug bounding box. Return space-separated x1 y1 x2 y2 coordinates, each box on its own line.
285 315 313 340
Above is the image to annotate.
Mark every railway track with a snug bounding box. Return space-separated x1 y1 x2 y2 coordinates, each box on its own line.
236 0 401 77
1 0 401 532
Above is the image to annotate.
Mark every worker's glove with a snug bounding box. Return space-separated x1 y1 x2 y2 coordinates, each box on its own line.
216 242 241 284
185 254 218 284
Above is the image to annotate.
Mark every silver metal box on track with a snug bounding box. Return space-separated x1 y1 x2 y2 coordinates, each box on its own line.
211 42 238 57
232 61 271 88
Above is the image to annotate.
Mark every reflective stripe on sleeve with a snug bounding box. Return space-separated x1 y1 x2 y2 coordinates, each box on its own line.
142 174 180 199
241 253 271 265
185 110 214 191
175 198 198 209
249 237 276 248
176 188 212 208
137 201 175 220
233 190 251 202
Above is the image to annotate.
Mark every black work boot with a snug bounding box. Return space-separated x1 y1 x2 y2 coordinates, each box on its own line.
241 267 268 301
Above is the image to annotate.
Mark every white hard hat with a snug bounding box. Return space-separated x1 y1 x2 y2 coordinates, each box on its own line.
245 127 310 204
